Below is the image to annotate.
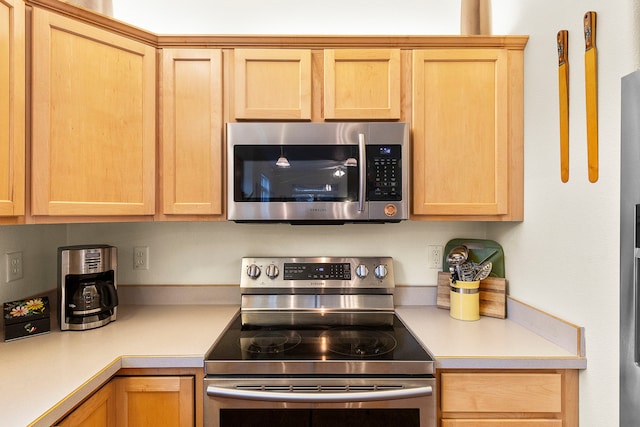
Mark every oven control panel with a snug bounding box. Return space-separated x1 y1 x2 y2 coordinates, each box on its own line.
240 257 394 291
283 263 351 281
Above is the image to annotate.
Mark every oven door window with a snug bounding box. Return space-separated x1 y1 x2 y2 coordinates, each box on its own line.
220 409 419 427
233 145 359 202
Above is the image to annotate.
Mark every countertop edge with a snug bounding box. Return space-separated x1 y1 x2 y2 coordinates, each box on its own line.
435 356 587 370
31 357 123 427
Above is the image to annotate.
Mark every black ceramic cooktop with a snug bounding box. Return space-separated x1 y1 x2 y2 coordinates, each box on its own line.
205 314 433 362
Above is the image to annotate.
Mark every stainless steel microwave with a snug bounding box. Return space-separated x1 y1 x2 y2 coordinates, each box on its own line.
227 122 409 224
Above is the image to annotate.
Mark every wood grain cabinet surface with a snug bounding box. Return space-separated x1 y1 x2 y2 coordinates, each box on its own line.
323 48 401 120
412 48 524 221
30 7 156 217
55 376 194 427
232 48 402 121
56 381 116 427
113 376 194 427
0 0 25 220
440 370 578 427
160 48 224 218
233 48 312 120
22 0 527 222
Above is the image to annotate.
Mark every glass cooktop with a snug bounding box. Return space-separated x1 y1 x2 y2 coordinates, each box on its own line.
205 314 433 363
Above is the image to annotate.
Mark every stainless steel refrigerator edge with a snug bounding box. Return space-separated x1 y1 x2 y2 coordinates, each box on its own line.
620 69 640 426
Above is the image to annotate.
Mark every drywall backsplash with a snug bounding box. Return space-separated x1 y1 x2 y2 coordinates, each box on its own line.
0 224 66 304
66 220 486 287
0 220 487 305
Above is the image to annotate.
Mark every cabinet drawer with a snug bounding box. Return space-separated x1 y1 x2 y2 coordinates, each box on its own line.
442 421 562 427
441 373 562 413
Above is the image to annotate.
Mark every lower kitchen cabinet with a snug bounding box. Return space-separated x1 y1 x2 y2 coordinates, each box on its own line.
113 376 194 426
439 370 578 427
55 374 196 427
56 381 116 427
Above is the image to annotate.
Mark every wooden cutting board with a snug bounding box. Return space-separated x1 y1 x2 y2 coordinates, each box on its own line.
436 272 507 319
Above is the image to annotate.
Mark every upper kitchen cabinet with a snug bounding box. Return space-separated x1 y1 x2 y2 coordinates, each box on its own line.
231 47 402 121
0 0 25 221
324 49 401 120
233 48 312 120
412 47 524 221
159 48 224 218
30 6 156 218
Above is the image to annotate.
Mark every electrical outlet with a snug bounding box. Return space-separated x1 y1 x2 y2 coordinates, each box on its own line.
427 245 443 269
6 252 23 282
133 246 149 270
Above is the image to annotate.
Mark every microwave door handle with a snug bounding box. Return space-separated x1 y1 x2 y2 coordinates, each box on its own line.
635 247 640 366
358 133 366 212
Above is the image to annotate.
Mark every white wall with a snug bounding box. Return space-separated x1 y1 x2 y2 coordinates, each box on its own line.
489 1 637 426
0 0 633 425
66 221 484 286
112 0 460 35
0 225 66 303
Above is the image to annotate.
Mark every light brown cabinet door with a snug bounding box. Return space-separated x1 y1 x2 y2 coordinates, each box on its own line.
412 49 520 219
31 7 156 216
441 372 563 413
113 376 194 427
442 421 562 427
439 370 578 427
0 0 25 218
57 381 116 427
233 48 312 120
160 48 223 216
324 49 401 120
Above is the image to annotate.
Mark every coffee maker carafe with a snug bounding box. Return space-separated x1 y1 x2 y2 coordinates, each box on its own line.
58 245 118 331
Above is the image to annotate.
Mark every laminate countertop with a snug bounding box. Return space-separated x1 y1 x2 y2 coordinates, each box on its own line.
0 304 585 427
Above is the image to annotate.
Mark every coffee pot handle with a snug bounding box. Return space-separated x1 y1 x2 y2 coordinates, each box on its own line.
98 282 119 309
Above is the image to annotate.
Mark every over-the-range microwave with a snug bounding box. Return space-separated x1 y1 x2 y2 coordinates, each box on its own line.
227 122 409 224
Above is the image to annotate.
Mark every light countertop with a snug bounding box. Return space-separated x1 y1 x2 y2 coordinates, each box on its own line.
0 304 585 427
396 306 585 369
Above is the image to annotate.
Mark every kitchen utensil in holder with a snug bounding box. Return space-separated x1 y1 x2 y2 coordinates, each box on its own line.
449 279 480 321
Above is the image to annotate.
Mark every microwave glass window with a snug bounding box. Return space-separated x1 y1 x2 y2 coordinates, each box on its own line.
234 145 359 202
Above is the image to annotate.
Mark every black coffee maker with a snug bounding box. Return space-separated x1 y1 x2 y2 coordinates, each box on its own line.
58 245 118 331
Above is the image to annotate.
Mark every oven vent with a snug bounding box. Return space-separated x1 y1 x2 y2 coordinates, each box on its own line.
236 384 405 393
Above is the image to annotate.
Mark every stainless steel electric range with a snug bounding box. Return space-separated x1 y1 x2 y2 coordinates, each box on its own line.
204 257 436 427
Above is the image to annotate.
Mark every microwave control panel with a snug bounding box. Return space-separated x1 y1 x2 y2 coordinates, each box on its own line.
366 145 402 201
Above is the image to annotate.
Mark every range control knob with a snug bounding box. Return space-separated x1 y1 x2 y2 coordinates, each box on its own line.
374 264 388 280
246 264 261 279
265 264 280 279
355 264 369 279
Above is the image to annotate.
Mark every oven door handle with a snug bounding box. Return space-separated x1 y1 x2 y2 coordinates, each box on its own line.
206 385 433 403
